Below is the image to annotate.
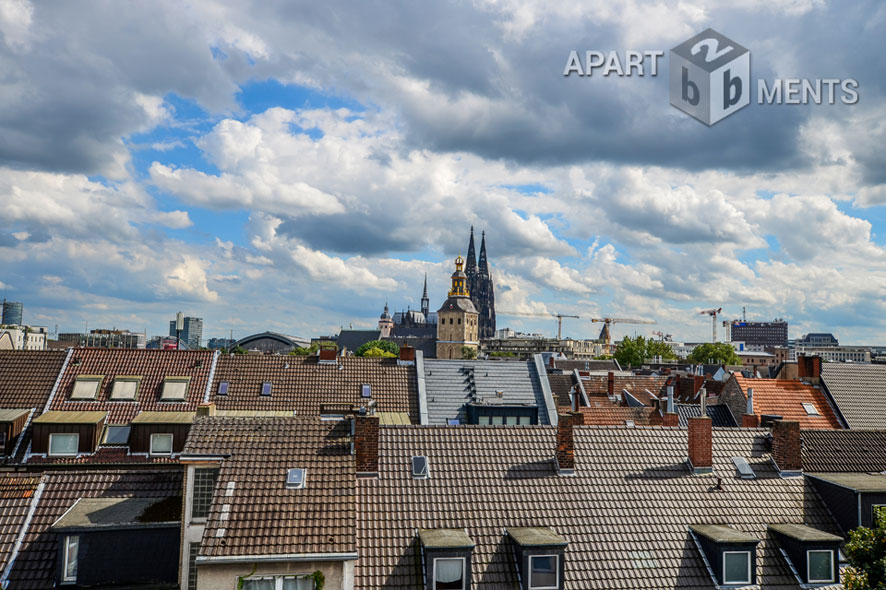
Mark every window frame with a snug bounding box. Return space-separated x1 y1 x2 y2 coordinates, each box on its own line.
149 433 174 456
411 455 430 479
528 554 560 590
285 468 307 490
70 375 103 400
109 376 141 401
48 433 79 457
801 402 819 416
722 550 752 585
260 382 272 397
240 575 317 590
806 549 834 584
217 381 229 395
62 534 79 583
161 376 191 401
102 425 131 445
432 557 466 590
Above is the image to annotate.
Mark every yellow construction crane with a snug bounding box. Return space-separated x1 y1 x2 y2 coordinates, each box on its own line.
589 317 657 354
699 308 722 342
497 310 580 340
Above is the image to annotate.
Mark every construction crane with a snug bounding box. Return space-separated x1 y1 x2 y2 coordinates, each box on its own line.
497 310 580 339
589 317 657 354
700 308 722 342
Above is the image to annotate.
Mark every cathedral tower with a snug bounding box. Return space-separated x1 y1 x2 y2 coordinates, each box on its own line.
436 255 479 359
464 229 496 339
378 301 393 338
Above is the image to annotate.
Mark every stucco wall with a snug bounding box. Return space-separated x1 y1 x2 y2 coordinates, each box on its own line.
197 560 351 590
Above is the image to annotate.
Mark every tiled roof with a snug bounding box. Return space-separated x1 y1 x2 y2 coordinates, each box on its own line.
0 350 68 408
801 429 886 472
546 373 577 407
676 404 737 427
582 375 668 404
820 363 886 429
49 349 215 424
734 376 842 429
0 474 42 573
210 355 418 421
356 425 841 589
25 446 180 465
336 330 381 353
578 405 661 426
423 359 550 425
4 469 181 589
184 417 356 557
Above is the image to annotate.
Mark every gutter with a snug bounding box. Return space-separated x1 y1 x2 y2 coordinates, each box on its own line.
0 477 47 588
415 350 429 425
196 552 358 565
533 354 557 426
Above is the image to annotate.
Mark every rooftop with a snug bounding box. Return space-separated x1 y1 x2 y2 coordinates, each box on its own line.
689 524 758 544
820 363 886 429
0 349 68 409
51 496 180 530
807 472 886 492
801 429 886 472
418 528 475 549
768 523 843 543
734 375 842 429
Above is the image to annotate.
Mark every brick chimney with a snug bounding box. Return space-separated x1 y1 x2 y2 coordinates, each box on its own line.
798 355 821 384
771 420 802 473
319 345 337 363
688 416 713 474
607 372 615 398
398 345 415 364
662 385 678 427
556 412 583 474
741 387 759 428
355 415 380 476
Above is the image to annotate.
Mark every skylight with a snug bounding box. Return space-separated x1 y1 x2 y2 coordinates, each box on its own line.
161 377 190 401
285 468 306 489
412 455 429 479
732 456 756 479
218 382 229 395
110 377 140 400
71 376 103 400
361 384 372 398
802 402 819 416
261 382 272 396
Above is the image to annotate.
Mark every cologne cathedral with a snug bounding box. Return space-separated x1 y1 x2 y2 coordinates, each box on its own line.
465 227 496 339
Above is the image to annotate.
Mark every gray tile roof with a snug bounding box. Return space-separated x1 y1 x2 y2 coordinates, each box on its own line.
356 425 842 589
801 429 886 472
820 363 886 428
423 359 550 425
676 404 738 427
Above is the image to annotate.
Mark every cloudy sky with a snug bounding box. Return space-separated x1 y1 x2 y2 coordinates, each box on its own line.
1 0 885 345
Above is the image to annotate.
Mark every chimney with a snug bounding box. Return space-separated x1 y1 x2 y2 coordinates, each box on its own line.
662 385 678 427
556 412 583 475
398 345 415 365
355 415 380 476
196 402 215 418
694 375 705 397
798 355 821 384
688 416 713 474
771 420 802 473
319 345 337 364
741 387 759 428
607 372 615 398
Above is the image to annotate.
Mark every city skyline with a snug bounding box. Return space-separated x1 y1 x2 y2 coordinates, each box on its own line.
1 2 885 344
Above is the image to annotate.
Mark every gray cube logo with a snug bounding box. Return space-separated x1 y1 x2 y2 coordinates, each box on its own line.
669 28 750 125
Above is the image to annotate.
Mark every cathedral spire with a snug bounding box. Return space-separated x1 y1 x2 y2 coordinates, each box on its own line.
465 226 477 277
478 230 489 275
421 273 429 317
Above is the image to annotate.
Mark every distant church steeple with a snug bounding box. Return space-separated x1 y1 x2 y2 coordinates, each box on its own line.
465 226 477 277
421 273 429 318
464 228 496 339
478 230 489 275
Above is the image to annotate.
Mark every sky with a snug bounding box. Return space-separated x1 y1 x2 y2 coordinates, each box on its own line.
1 0 885 345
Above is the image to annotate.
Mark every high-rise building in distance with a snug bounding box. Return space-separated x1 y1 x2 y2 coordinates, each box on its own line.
169 316 203 350
1 300 23 325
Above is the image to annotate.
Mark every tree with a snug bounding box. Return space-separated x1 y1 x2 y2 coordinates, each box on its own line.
355 340 399 357
461 346 478 360
227 346 247 355
687 342 741 365
614 335 648 368
844 506 886 589
361 347 397 358
289 340 336 356
647 339 677 361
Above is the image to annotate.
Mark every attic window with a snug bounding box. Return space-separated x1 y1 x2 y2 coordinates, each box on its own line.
218 382 229 395
723 551 751 585
412 455 429 479
801 402 819 416
433 558 465 590
285 468 306 489
261 382 272 396
361 384 372 398
71 376 103 400
732 457 756 479
529 555 559 589
110 376 141 400
808 550 834 583
102 425 131 445
161 377 190 401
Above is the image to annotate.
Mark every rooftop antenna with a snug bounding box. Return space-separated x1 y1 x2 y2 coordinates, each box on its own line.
742 306 747 322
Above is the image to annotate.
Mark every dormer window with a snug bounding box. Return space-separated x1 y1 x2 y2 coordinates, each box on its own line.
768 523 842 585
161 376 190 401
419 529 474 590
689 525 760 587
110 376 141 401
71 375 103 400
507 527 567 590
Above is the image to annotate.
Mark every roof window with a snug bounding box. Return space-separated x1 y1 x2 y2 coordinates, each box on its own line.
261 382 272 396
161 376 190 401
71 375 103 400
110 376 141 400
285 468 306 489
218 382 229 395
802 402 819 416
412 455 429 479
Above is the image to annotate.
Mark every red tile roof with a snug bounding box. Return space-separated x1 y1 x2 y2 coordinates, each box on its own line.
0 474 42 571
578 405 662 426
210 355 418 421
734 376 842 430
582 375 668 405
0 350 68 409
49 349 215 424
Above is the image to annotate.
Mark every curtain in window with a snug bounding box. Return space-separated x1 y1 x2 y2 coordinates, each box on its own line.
242 580 275 590
151 434 173 454
435 558 464 588
64 536 79 580
282 577 315 590
50 434 78 456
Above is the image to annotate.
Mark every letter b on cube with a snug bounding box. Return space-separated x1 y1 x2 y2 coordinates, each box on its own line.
669 28 750 125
